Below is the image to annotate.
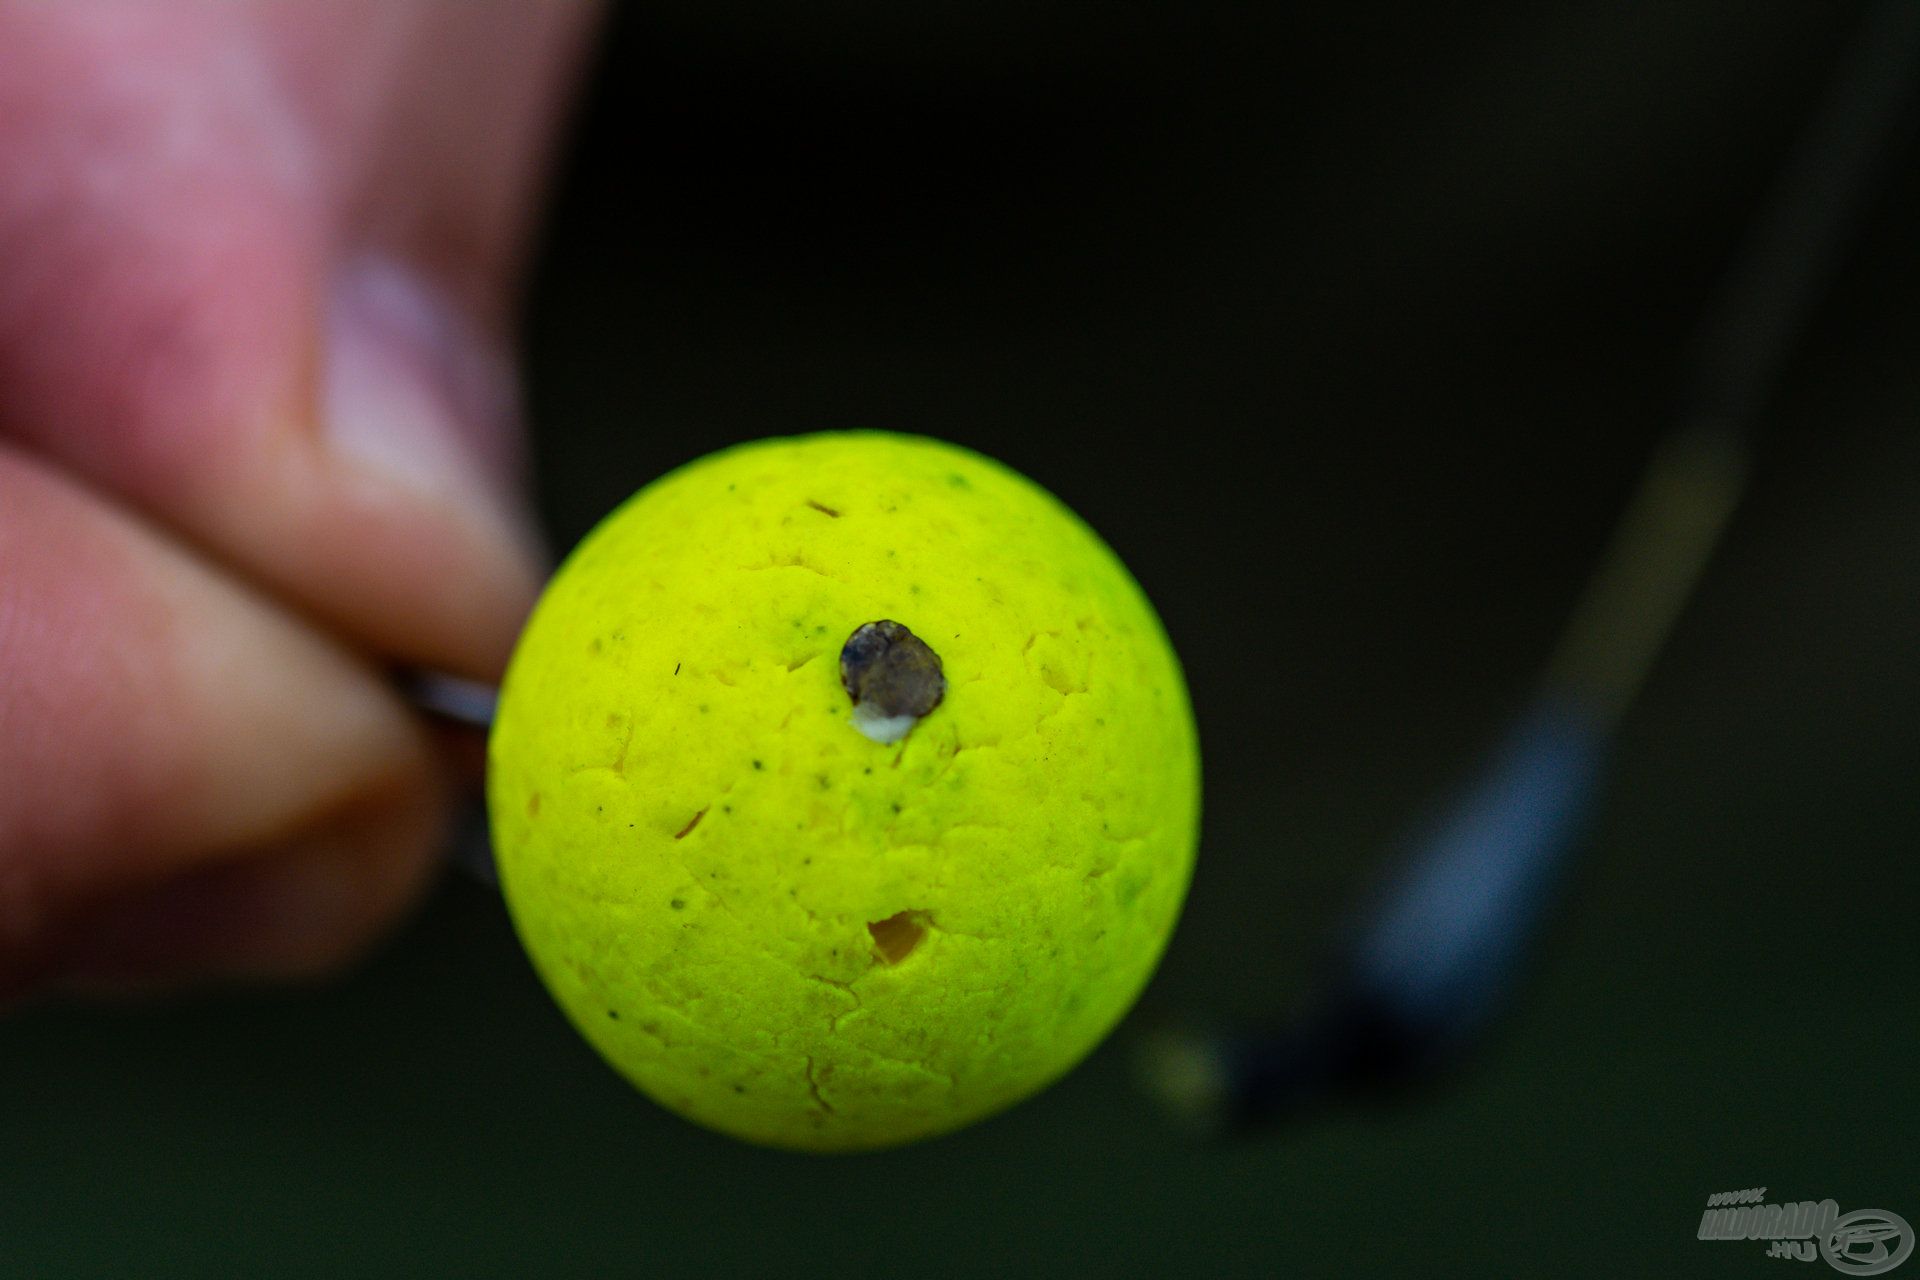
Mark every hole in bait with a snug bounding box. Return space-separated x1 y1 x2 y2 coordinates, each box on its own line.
841 621 945 744
867 910 930 964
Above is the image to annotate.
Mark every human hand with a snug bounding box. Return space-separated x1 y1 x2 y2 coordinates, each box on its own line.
0 1 597 1001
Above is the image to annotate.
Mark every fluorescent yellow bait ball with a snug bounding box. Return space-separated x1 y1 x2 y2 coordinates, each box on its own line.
487 432 1199 1151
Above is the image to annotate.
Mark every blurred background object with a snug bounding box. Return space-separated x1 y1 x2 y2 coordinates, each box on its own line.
5 2 1917 1276
1139 0 1917 1135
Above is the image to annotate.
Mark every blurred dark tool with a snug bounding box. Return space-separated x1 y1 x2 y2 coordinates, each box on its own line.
1137 0 1920 1132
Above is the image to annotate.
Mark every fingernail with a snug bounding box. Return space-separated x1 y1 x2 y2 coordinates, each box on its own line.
323 252 540 545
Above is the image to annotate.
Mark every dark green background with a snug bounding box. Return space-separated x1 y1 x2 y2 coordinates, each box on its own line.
6 3 1916 1275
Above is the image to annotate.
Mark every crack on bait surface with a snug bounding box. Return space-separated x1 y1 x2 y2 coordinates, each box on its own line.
804 1056 836 1114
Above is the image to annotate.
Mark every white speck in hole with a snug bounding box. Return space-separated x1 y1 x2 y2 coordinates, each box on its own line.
852 704 918 744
